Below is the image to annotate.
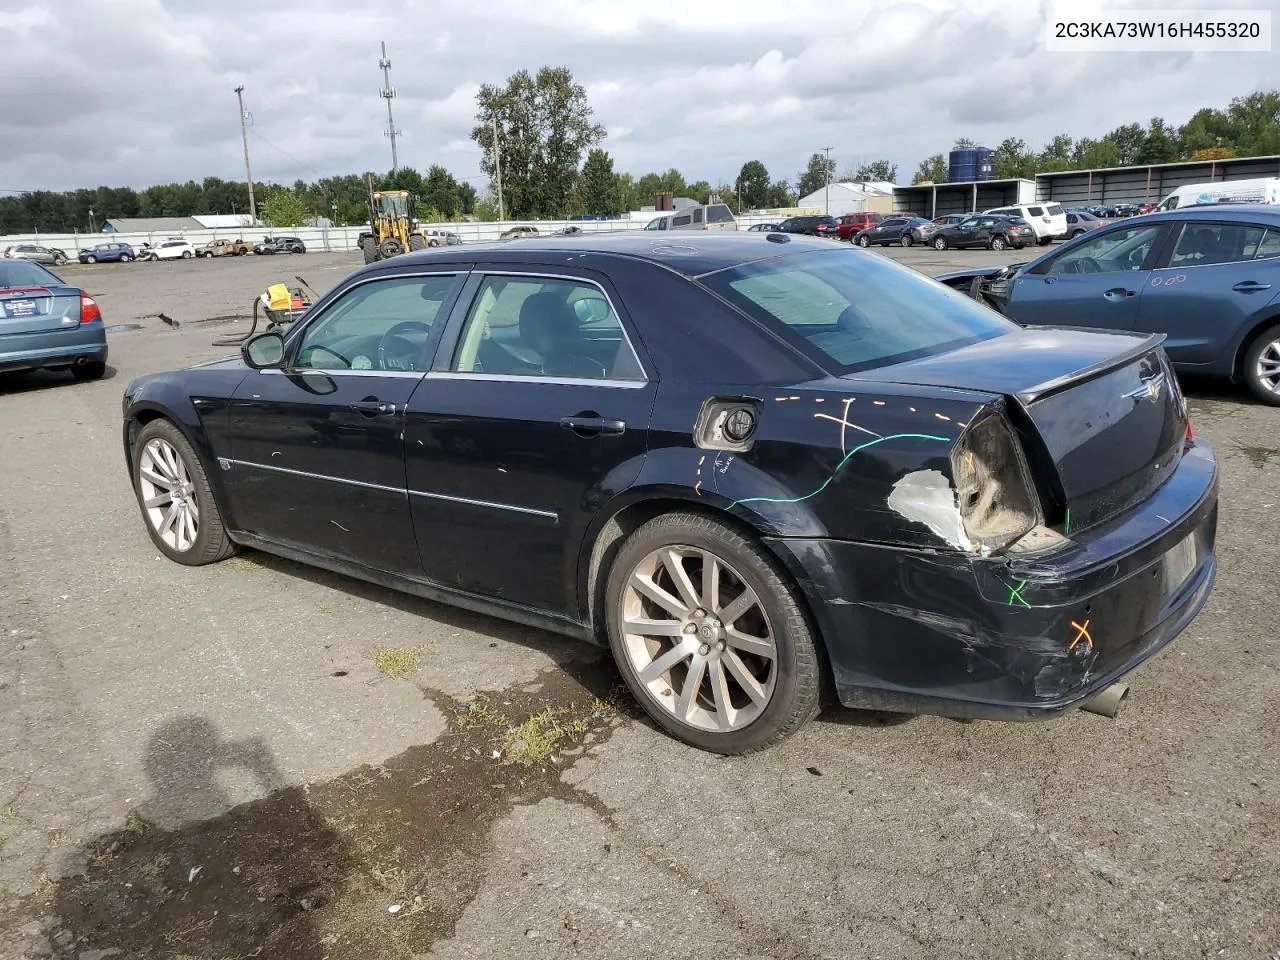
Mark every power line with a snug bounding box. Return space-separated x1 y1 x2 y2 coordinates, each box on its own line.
248 129 326 179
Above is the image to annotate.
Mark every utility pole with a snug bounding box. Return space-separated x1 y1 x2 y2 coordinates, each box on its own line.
492 118 505 221
379 41 401 173
234 86 257 225
822 145 833 215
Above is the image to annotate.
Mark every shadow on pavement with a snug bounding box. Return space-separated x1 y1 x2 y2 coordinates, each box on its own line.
32 662 627 959
0 365 117 396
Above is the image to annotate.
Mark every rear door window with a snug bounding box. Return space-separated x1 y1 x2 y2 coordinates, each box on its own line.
673 214 691 227
1027 206 1045 217
1255 229 1280 260
1169 222 1266 266
1046 204 1064 216
692 208 704 224
700 249 1014 373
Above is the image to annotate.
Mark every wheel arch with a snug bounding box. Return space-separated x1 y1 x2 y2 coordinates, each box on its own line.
1231 309 1280 380
575 493 837 699
123 398 237 527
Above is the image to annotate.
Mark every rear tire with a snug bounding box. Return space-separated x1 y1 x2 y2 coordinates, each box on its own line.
933 236 948 250
71 361 106 381
1071 229 1085 238
990 235 1007 251
1037 237 1052 246
409 235 428 251
899 233 913 247
1242 323 1280 406
131 419 238 565
605 511 821 754
360 238 378 264
121 254 132 262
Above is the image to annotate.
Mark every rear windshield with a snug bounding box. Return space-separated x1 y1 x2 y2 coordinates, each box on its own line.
707 204 734 223
0 261 60 288
700 249 1015 374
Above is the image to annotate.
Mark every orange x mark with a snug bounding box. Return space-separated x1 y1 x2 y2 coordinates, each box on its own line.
1068 619 1093 652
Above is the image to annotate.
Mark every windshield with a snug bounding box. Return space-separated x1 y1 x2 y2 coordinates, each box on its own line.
700 249 1015 374
0 261 60 287
376 193 410 217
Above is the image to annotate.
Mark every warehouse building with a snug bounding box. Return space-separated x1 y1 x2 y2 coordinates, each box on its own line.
1034 154 1280 207
795 182 895 217
892 178 1035 218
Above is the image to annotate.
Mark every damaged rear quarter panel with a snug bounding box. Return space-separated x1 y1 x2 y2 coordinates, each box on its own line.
642 378 992 549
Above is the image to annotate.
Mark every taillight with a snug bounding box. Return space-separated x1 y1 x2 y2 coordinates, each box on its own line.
1185 418 1194 444
79 293 101 324
950 412 1043 555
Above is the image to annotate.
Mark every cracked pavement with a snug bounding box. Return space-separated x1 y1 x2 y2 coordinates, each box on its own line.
0 250 1277 959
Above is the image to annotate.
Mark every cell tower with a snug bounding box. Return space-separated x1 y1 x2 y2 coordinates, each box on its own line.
379 41 401 172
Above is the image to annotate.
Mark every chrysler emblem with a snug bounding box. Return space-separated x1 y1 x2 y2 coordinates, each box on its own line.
1124 373 1165 403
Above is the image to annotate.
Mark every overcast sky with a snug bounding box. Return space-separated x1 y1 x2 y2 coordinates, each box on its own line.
2 0 1278 195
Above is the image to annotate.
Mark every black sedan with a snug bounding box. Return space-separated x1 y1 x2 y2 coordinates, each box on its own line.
122 234 1218 753
776 215 840 239
931 214 1036 250
254 236 307 255
853 215 937 247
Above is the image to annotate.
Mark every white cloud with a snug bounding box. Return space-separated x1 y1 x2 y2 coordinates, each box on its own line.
0 0 1276 192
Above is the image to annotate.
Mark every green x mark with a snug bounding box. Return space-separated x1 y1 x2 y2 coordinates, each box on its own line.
1007 579 1031 608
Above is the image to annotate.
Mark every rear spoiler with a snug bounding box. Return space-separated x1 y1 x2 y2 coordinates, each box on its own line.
1011 330 1167 405
0 287 52 296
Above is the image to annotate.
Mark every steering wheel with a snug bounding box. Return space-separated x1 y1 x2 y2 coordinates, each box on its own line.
376 321 431 371
305 344 352 368
1066 257 1104 275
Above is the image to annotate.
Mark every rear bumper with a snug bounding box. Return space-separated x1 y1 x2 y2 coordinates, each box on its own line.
767 441 1219 720
0 322 107 373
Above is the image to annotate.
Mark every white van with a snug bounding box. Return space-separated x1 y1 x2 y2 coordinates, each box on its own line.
983 203 1067 244
643 203 738 232
1156 177 1280 211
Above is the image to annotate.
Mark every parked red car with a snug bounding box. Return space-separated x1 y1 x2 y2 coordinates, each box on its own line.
836 211 883 241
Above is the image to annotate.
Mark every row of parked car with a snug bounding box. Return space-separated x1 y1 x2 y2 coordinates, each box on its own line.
1 237 309 267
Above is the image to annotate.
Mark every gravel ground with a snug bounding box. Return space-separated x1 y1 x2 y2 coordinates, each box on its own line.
0 246 1276 959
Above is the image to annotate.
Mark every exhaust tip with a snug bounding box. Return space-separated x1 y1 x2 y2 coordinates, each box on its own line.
1080 682 1130 719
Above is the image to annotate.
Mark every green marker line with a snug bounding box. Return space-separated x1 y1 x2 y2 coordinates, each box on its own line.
726 433 951 510
1007 579 1031 608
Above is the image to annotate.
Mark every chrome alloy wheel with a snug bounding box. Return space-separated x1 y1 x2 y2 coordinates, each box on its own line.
619 546 777 732
1256 337 1280 394
137 438 199 552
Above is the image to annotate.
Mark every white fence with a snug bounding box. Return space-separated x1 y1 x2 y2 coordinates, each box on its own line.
0 214 784 255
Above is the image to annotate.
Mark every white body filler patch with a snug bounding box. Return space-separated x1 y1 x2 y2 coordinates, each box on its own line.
887 469 973 552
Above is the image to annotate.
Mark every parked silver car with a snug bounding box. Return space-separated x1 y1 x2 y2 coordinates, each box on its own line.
3 243 69 266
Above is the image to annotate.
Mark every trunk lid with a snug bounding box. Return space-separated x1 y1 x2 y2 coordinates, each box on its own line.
849 328 1187 532
0 285 82 335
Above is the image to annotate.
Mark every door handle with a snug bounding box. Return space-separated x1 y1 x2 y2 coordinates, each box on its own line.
1103 288 1137 301
1232 280 1272 293
349 399 397 416
560 414 626 437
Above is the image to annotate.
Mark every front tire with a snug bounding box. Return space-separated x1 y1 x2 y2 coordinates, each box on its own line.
1243 323 1280 406
605 512 821 754
933 236 948 250
85 255 96 263
1071 229 1085 239
132 419 237 565
182 250 193 259
121 254 133 262
856 235 870 247
360 238 378 264
899 233 913 247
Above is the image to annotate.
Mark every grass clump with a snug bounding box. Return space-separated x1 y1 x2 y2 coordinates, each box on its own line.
502 708 589 766
371 646 421 680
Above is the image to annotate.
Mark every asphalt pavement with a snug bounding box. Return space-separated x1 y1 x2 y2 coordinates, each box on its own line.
0 247 1276 959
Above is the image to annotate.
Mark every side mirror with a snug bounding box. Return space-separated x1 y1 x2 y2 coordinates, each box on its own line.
242 332 285 369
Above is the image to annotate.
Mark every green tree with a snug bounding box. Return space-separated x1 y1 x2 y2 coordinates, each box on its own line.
382 166 426 195
458 181 478 215
1036 135 1074 173
1136 117 1180 164
993 137 1038 179
687 180 711 205
1102 123 1147 165
577 148 620 215
854 160 898 183
765 179 797 207
1071 137 1120 169
953 137 978 149
473 195 501 221
736 160 770 209
421 165 462 217
261 188 307 228
472 66 605 219
797 152 835 197
912 154 948 184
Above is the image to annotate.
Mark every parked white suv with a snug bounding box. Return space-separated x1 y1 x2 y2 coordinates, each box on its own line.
983 203 1066 244
146 239 197 261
